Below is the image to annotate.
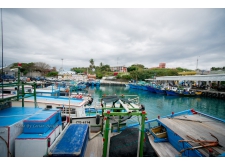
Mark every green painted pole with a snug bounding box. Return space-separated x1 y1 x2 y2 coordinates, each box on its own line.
17 66 20 101
102 112 110 157
102 107 140 110
33 82 37 108
22 84 24 107
139 111 146 157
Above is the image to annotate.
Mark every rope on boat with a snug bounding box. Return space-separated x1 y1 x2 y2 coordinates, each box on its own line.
168 117 202 123
0 136 12 157
89 131 101 140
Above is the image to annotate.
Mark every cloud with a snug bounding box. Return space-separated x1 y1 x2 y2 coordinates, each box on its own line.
1 8 225 71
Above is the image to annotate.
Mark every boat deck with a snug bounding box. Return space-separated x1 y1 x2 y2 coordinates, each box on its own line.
148 134 180 157
149 114 225 157
23 96 86 106
85 133 103 157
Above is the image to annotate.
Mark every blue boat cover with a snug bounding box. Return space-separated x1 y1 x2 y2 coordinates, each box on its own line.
16 124 59 139
0 107 42 127
49 124 89 157
24 96 84 103
23 109 61 134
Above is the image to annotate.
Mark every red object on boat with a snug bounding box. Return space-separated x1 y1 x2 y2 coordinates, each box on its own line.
191 109 198 114
47 138 51 147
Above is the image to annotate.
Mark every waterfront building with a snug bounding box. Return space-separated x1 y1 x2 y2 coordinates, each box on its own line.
110 66 127 72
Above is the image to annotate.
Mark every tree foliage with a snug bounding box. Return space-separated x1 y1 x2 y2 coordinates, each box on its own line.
127 64 144 72
11 62 51 76
100 65 110 72
46 71 58 77
211 67 225 71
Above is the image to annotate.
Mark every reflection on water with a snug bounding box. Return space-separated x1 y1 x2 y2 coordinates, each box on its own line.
87 86 225 120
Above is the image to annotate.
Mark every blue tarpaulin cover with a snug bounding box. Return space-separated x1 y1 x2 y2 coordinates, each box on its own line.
49 124 89 157
23 109 61 134
0 107 42 127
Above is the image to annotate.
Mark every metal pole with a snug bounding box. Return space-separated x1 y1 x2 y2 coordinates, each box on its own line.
1 9 3 100
69 87 71 123
22 83 24 107
34 82 37 107
102 112 110 157
139 111 146 157
17 66 20 101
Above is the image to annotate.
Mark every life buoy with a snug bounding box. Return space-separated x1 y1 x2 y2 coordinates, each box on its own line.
96 114 100 125
208 93 212 97
79 94 82 99
220 94 224 98
212 93 217 97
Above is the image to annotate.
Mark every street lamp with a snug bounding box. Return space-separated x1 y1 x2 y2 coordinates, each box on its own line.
61 59 64 71
196 56 200 70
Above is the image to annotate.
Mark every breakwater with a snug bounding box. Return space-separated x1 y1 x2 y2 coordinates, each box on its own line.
100 80 127 86
192 89 225 99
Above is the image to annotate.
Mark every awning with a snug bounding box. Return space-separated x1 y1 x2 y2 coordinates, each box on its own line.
155 74 225 81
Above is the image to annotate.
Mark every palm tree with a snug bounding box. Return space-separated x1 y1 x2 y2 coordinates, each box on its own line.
89 59 95 73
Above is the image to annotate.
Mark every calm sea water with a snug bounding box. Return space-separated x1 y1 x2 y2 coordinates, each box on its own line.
86 85 225 120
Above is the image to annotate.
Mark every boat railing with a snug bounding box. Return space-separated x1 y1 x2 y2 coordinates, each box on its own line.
125 95 139 104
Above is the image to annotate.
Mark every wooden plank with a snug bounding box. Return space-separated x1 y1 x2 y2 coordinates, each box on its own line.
159 114 225 156
148 134 180 157
84 134 103 157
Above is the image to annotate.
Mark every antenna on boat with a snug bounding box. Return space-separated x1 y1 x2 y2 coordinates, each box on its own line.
1 8 3 100
68 86 71 124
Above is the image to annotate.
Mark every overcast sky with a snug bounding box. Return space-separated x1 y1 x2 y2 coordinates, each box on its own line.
1 5 225 71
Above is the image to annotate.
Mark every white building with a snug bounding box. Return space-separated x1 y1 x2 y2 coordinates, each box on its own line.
110 66 127 72
58 71 76 80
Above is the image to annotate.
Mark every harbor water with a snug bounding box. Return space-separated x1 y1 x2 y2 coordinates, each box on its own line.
86 85 225 120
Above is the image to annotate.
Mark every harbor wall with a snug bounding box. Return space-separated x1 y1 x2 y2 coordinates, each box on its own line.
100 80 127 86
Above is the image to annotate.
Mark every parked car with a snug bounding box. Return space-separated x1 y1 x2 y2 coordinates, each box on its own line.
39 76 46 81
35 76 46 81
27 76 37 81
20 76 27 83
0 74 16 81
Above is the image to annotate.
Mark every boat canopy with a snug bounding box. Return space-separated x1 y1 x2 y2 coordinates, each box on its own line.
155 74 225 81
102 95 132 104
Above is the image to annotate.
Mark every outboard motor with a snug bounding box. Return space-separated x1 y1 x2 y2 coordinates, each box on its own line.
88 97 94 105
139 104 145 111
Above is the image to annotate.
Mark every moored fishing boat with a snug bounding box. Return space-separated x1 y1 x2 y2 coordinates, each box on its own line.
47 94 150 157
153 85 166 95
11 94 142 133
145 109 225 157
165 90 182 96
182 90 196 96
165 86 183 96
146 85 156 93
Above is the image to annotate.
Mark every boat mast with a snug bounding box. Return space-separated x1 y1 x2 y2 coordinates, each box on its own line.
1 8 3 100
